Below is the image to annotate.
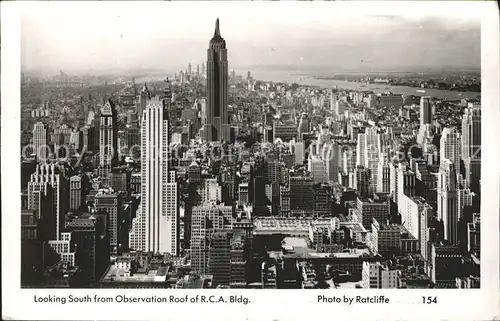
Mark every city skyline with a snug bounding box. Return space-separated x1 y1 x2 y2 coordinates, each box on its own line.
21 3 481 75
17 1 483 292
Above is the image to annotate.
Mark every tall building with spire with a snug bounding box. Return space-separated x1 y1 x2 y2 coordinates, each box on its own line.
420 96 433 127
204 18 230 142
98 99 118 187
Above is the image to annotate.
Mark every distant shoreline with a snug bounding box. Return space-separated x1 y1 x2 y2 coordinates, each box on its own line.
312 76 481 94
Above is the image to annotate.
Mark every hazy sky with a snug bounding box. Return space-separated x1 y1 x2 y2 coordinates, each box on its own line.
20 2 482 74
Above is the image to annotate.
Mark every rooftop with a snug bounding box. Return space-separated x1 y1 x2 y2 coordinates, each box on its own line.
379 223 401 231
340 221 367 233
283 247 373 260
100 265 169 283
282 237 309 248
254 218 335 231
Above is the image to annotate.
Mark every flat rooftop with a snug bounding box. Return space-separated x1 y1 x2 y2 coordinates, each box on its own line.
340 221 367 233
379 223 401 231
283 247 373 260
101 265 169 283
283 237 309 248
254 218 336 231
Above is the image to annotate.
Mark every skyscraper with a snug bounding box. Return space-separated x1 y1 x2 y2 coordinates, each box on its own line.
95 191 122 256
28 163 68 241
376 154 391 193
298 113 310 139
437 159 458 244
357 128 386 195
420 96 433 127
440 127 461 167
289 175 314 216
204 18 229 142
308 155 328 184
135 96 179 255
461 104 481 192
191 203 233 275
99 99 118 187
33 122 49 162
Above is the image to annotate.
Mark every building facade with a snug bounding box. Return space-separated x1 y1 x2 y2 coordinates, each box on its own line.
204 19 230 142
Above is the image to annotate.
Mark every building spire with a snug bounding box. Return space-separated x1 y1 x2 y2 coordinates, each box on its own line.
214 18 220 37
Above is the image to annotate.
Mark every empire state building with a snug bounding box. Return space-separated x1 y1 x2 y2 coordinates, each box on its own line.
204 18 229 142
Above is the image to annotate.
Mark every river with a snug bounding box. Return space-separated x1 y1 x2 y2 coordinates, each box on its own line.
242 69 480 100
137 69 480 101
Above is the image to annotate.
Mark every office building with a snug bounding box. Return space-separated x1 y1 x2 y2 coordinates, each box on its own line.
94 191 122 256
313 183 333 216
209 230 232 287
440 127 461 167
70 129 82 155
342 147 356 174
467 213 480 254
28 163 68 241
136 83 151 118
420 96 432 127
399 195 430 242
274 123 299 142
202 178 223 203
33 122 49 162
415 165 439 211
298 113 310 138
48 231 78 267
352 166 370 199
429 244 463 288
290 139 305 165
69 174 86 211
188 161 202 184
461 104 481 192
437 160 458 244
191 203 233 275
371 219 401 254
356 197 390 230
461 103 481 160
204 19 230 142
397 167 416 213
52 124 73 158
289 175 314 216
65 217 108 282
280 187 291 217
21 208 41 241
357 128 386 194
308 155 328 184
376 155 391 193
131 97 179 255
324 143 341 183
98 100 118 187
361 261 400 289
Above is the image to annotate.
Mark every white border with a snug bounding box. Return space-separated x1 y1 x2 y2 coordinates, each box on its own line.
2 2 499 320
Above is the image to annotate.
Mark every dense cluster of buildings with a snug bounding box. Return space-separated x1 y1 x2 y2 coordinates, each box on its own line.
20 19 481 289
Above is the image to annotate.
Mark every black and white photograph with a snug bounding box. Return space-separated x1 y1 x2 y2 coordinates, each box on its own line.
2 1 500 320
